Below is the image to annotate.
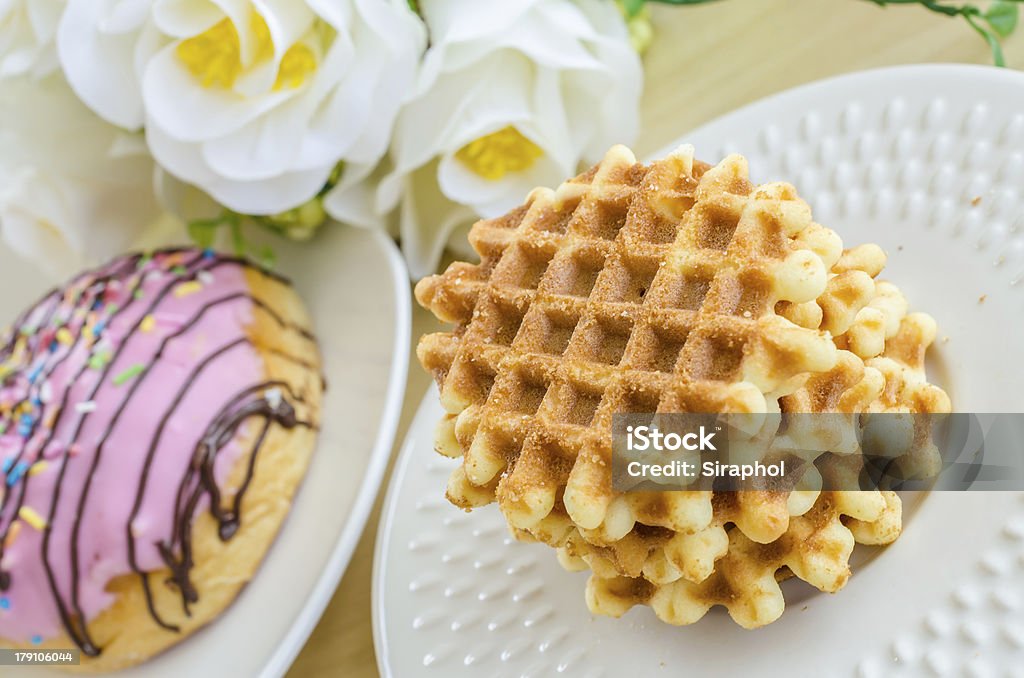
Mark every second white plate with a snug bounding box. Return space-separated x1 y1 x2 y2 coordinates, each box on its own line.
374 65 1024 677
2 225 410 678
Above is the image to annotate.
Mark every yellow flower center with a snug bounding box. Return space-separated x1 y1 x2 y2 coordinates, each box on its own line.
176 11 318 91
455 127 543 180
275 44 318 90
176 17 242 88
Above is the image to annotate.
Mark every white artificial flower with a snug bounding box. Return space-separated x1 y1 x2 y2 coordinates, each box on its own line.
0 75 170 280
366 0 642 279
57 0 426 218
0 0 64 78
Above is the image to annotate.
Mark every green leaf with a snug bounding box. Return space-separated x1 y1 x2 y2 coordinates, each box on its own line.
621 0 646 17
256 246 277 269
228 219 246 256
187 219 218 249
644 0 723 5
985 0 1019 37
966 13 1007 66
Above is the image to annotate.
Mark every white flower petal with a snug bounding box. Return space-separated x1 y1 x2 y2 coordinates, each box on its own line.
57 0 425 221
59 0 148 129
387 0 642 276
0 75 167 279
100 0 151 33
0 0 62 79
399 164 478 280
390 53 535 176
152 0 223 38
1 174 85 280
438 151 564 218
420 0 533 47
254 0 315 60
143 43 293 141
201 93 316 180
148 116 330 214
322 161 386 231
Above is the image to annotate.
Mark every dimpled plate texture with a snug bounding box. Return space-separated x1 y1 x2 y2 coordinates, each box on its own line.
374 65 1024 677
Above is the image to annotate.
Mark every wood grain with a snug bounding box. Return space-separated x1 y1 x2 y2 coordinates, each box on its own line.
287 2 1021 675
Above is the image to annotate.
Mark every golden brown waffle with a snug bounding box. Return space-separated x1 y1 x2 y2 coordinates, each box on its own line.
528 256 902 572
416 144 952 631
580 490 902 629
546 271 948 569
553 297 949 627
545 349 894 589
417 145 845 540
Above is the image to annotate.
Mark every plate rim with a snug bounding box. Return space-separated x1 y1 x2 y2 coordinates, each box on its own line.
371 63 1024 677
263 227 411 678
372 384 428 678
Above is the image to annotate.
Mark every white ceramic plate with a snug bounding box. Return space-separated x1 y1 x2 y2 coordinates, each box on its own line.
374 65 1024 678
1 226 410 677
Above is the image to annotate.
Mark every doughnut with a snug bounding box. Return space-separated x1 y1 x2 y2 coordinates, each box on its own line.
0 249 322 670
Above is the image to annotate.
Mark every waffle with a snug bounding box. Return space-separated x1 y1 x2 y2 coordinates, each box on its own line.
555 297 948 627
580 489 902 629
527 257 903 563
416 144 951 631
416 145 845 540
547 269 948 570
545 348 894 588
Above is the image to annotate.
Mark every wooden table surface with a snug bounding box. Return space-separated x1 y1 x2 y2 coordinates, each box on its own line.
287 2 1023 675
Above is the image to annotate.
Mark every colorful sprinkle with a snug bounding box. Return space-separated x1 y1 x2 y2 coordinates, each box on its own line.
18 506 46 531
134 289 145 300
3 521 21 548
1 457 12 473
75 401 97 414
174 281 203 298
265 388 283 409
0 596 9 610
6 461 28 486
28 461 48 477
88 352 110 370
113 364 145 386
171 265 188 276
31 635 42 645
203 249 216 260
27 362 44 384
197 270 215 285
140 315 157 333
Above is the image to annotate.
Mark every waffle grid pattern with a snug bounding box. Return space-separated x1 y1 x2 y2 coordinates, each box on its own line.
417 146 842 538
415 144 950 630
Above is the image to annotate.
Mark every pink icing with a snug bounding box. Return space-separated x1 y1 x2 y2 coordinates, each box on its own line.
0 250 270 645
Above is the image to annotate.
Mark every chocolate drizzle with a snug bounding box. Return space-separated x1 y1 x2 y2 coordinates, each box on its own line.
156 381 308 618
0 250 319 656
